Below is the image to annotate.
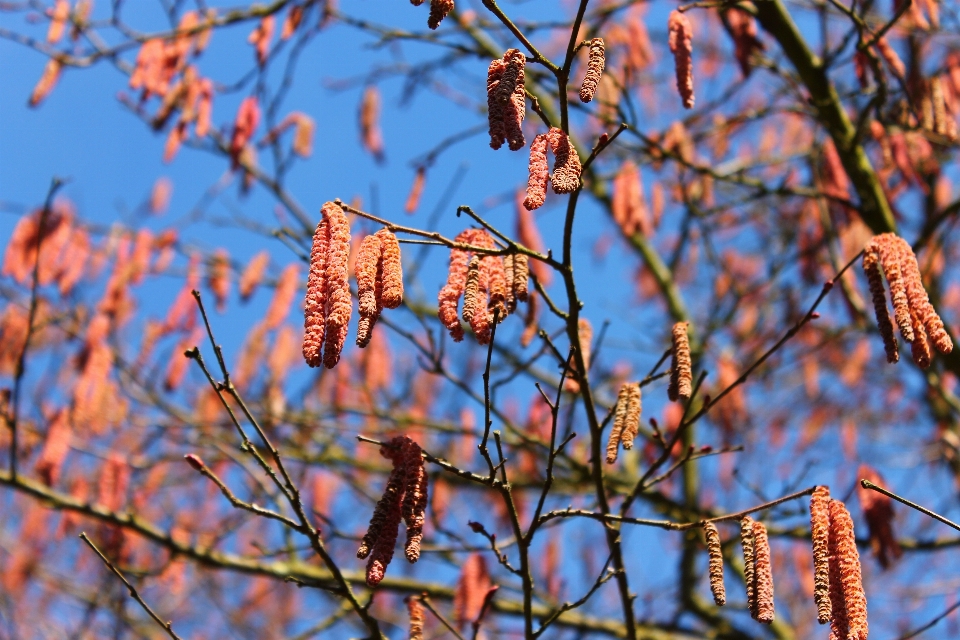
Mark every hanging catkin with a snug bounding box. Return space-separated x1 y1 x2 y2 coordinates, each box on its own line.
408 596 425 640
547 127 582 194
703 522 726 606
752 520 775 624
322 203 352 369
579 38 605 103
740 516 757 619
668 10 695 109
620 384 642 450
355 233 383 348
875 235 913 342
605 384 630 464
427 0 454 30
303 215 330 367
668 321 692 401
862 244 899 363
523 133 550 210
810 486 832 625
376 228 403 309
829 500 868 640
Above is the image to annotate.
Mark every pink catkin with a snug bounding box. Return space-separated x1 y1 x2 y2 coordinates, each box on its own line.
400 439 428 562
303 216 330 367
34 409 71 487
355 233 383 349
376 228 404 309
547 128 581 194
461 257 491 344
752 521 775 624
810 486 832 625
898 238 953 355
239 251 270 301
503 50 526 151
486 59 507 150
668 322 692 402
829 500 868 640
323 203 352 369
523 133 550 210
668 10 695 109
579 38 605 103
438 229 495 342
875 235 913 342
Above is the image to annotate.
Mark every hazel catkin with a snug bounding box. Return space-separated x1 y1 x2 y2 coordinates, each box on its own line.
740 516 757 619
752 520 774 624
862 244 899 363
668 321 692 402
703 521 726 606
829 500 868 640
523 133 550 211
547 127 582 194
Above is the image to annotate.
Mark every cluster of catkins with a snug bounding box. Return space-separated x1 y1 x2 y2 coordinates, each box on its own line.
487 49 527 152
522 127 583 211
437 229 529 344
357 436 428 586
668 10 695 109
700 489 867 637
605 382 641 463
862 233 953 367
302 201 404 369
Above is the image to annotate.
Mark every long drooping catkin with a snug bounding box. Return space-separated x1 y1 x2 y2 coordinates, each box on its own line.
323 203 352 369
740 517 757 619
668 321 692 402
400 438 428 563
548 128 582 194
862 245 899 363
810 486 832 625
605 384 629 464
898 238 953 355
303 215 330 367
752 520 774 624
703 522 726 606
830 500 868 640
668 11 695 109
876 235 913 342
482 253 508 320
462 256 484 325
512 254 529 303
487 49 526 151
579 38 605 103
487 58 507 150
408 596 425 640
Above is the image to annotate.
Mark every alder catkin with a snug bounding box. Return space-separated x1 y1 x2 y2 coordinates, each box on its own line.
483 254 508 320
668 321 692 402
487 59 507 150
503 50 527 151
668 10 695 109
400 438 428 563
462 256 492 343
606 385 629 464
810 486 832 625
829 499 868 640
579 38 605 103
512 253 529 303
376 228 404 309
752 520 775 624
876 235 914 342
740 516 757 620
703 522 726 606
898 237 953 355
504 255 516 313
322 203 352 369
438 231 473 341
523 133 550 210
862 242 899 363
357 465 404 560
303 215 330 368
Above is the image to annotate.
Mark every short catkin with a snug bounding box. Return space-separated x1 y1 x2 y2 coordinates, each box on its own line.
703 522 726 606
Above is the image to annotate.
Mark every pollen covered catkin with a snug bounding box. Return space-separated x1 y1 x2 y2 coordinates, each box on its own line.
620 384 642 450
548 128 582 194
740 516 757 619
668 322 692 401
810 486 832 625
322 203 352 369
523 133 550 210
829 499 868 640
752 521 774 624
668 10 695 109
408 597 425 640
376 228 403 309
703 522 726 606
876 235 913 342
579 38 605 103
427 0 453 30
355 233 383 348
303 215 330 367
605 385 629 464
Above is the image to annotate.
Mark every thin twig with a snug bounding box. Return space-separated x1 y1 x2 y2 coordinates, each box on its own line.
861 479 960 533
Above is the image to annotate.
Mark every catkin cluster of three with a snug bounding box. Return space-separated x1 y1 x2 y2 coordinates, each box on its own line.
358 436 428 586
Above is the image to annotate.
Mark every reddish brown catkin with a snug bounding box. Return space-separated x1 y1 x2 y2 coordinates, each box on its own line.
504 255 516 313
513 253 529 303
400 439 427 563
668 10 695 109
605 384 630 464
483 253 508 320
408 597 425 640
303 211 330 367
830 500 868 640
876 234 913 342
898 237 953 355
620 384 642 450
827 507 850 640
487 58 507 150
427 0 453 30
461 256 484 326
810 486 832 625
376 228 403 309
322 202 352 369
357 464 404 561
548 127 582 194
703 522 726 606
437 230 475 341
503 49 526 151
862 242 899 363
523 133 550 210
668 321 692 401
740 516 757 620
355 233 383 349
752 521 775 624
579 38 605 103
